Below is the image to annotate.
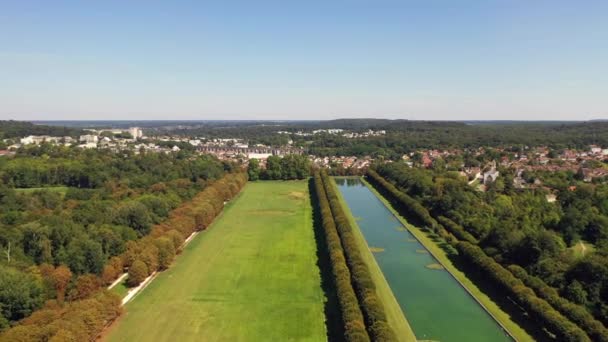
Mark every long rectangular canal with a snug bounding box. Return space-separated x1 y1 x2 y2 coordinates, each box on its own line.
335 178 512 342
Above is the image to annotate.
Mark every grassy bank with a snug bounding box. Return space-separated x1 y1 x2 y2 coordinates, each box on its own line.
360 177 533 342
329 178 417 342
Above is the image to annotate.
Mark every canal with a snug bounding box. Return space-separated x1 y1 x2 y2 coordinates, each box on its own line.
335 178 512 342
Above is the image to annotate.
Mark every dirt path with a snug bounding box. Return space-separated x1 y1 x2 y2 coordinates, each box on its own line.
580 241 587 256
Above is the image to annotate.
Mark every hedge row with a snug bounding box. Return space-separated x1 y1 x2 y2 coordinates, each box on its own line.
313 172 370 342
0 290 121 342
366 170 438 231
508 264 608 342
436 216 478 245
320 171 396 341
457 241 590 342
118 172 248 287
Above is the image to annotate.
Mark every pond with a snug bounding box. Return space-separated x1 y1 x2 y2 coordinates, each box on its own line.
335 178 512 342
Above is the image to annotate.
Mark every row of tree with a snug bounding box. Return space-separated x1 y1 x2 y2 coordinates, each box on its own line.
0 172 247 339
508 264 608 342
313 172 370 341
0 290 121 341
366 170 439 231
366 169 608 341
247 154 311 181
373 162 608 326
119 172 248 287
319 170 396 341
457 241 590 341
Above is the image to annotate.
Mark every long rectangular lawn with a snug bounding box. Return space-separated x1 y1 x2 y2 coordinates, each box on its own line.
106 181 327 342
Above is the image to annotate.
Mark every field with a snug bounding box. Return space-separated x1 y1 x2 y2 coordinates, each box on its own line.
14 186 69 195
105 181 327 342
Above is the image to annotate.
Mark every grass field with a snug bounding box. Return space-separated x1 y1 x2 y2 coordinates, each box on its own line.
105 181 327 342
570 240 595 258
360 177 534 342
14 186 69 195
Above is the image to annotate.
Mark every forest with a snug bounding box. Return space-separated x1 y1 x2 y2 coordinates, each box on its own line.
151 119 608 157
0 121 83 142
0 144 246 340
369 164 608 341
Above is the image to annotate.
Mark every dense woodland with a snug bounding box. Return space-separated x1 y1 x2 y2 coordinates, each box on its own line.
0 144 246 339
0 122 83 148
369 164 608 341
151 119 608 157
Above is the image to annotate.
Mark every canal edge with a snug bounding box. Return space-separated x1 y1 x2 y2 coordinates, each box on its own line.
359 176 524 342
331 177 418 342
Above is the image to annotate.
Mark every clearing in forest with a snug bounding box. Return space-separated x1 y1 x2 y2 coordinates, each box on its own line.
105 181 327 342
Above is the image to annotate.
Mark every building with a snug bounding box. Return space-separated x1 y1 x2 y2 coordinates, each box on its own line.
483 169 500 184
128 127 143 139
79 135 98 144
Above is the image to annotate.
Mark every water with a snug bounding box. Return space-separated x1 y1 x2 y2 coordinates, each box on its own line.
335 178 512 342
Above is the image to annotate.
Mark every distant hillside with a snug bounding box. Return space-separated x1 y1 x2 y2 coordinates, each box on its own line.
0 120 84 140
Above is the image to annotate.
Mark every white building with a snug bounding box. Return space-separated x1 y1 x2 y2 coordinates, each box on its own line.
128 127 143 139
79 135 98 144
20 135 66 145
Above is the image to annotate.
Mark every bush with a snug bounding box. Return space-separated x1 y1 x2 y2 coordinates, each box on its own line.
127 260 149 287
456 241 590 341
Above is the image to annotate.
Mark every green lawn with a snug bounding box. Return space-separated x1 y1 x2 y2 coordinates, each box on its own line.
331 179 417 342
360 177 534 342
105 181 327 342
14 186 69 195
110 279 129 299
570 240 595 259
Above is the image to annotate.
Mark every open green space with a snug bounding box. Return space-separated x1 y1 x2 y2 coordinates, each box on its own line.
110 279 129 299
105 181 327 342
14 186 69 195
569 240 595 259
359 177 533 341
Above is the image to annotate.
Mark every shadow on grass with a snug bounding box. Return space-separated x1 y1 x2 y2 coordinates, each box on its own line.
308 178 344 342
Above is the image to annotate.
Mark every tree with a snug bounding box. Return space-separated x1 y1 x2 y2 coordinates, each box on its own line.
51 265 72 303
0 265 44 324
154 238 175 270
127 260 148 287
247 158 261 181
113 202 153 236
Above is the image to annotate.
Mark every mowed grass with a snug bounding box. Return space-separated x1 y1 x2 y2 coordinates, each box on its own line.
106 181 327 342
14 186 69 195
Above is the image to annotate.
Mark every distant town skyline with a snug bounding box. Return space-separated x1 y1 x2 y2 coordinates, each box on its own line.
1 1 607 121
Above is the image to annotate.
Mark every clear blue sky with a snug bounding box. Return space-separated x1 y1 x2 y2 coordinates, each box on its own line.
1 0 607 120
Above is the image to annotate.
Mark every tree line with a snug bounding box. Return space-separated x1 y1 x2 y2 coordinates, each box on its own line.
318 170 396 341
368 168 608 341
373 162 608 327
0 146 239 331
313 172 369 341
0 172 247 340
247 154 310 181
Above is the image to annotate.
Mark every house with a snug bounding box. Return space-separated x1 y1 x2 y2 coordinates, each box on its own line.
483 169 500 184
128 127 143 139
79 135 98 144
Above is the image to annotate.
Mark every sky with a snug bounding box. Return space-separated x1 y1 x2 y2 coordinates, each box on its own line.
0 0 607 121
